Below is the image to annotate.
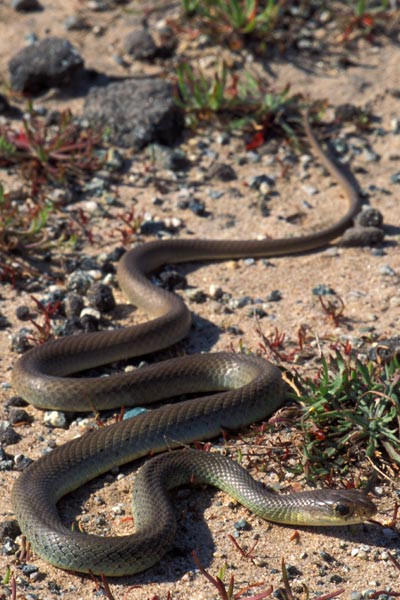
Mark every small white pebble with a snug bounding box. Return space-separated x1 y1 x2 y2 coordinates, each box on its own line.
164 217 182 229
81 200 100 213
87 269 103 281
80 307 101 320
299 153 312 167
43 410 67 428
390 118 400 133
302 184 318 196
111 503 125 515
259 181 272 194
103 273 114 286
209 284 223 299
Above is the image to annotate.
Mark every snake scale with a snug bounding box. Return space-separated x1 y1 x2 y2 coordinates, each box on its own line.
11 112 377 577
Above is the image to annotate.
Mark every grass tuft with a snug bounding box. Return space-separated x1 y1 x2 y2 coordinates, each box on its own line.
0 104 104 195
293 350 400 478
174 61 302 142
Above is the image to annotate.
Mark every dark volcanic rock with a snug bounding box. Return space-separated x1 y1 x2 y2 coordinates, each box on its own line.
83 78 185 149
8 37 84 94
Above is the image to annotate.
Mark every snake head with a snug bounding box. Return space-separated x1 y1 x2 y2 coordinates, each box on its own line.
294 488 377 526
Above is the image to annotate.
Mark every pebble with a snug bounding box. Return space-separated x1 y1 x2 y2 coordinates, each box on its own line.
188 199 207 216
14 454 32 470
235 295 253 308
216 132 230 145
355 207 383 228
1 537 19 556
11 328 34 353
87 283 116 312
123 407 148 420
9 37 84 94
363 149 380 162
259 181 271 195
0 424 21 446
80 314 100 333
11 0 41 11
243 258 255 266
159 269 187 290
379 265 396 276
208 162 237 182
107 247 126 263
323 246 340 257
340 226 384 247
246 151 261 163
320 550 335 563
331 138 349 156
299 153 312 168
164 217 182 230
43 410 68 429
312 284 335 296
371 247 386 257
208 189 225 200
64 14 89 30
233 518 251 531
266 290 282 302
123 28 157 60
0 520 20 542
21 564 38 576
15 305 31 321
66 270 94 294
248 174 274 190
8 407 31 425
185 288 207 303
390 118 400 133
302 184 318 196
64 292 84 318
111 503 125 515
80 307 101 321
147 144 190 171
390 171 400 184
209 284 223 299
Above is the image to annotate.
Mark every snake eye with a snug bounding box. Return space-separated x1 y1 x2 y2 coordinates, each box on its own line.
334 503 352 517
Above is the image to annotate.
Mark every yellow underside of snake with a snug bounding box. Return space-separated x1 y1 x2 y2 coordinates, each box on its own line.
11 112 377 577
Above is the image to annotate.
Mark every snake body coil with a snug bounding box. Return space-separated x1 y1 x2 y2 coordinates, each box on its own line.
11 114 376 576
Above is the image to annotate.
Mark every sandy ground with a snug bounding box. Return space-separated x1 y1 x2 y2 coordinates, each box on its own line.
0 2 400 599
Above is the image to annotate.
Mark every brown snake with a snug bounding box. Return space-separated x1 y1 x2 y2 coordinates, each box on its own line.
11 112 376 576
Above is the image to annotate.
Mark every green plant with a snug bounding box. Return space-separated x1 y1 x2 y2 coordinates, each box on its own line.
175 61 231 120
354 0 391 17
0 104 103 194
295 351 400 477
181 0 281 36
181 0 202 15
339 0 395 43
175 61 301 139
0 182 53 253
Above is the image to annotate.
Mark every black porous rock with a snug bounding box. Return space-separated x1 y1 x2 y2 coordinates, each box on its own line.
8 37 84 94
83 78 185 149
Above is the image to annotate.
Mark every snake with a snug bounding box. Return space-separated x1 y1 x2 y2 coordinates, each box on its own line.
11 112 377 577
